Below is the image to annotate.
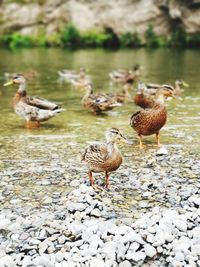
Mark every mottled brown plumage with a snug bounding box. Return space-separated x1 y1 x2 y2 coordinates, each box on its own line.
134 93 154 109
81 83 121 114
82 128 133 187
130 87 173 148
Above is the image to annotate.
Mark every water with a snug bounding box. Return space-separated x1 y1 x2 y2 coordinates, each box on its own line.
0 48 199 209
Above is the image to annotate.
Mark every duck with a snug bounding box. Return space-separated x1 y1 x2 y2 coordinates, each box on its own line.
146 80 188 97
4 74 64 128
109 64 141 85
81 128 133 188
109 82 134 104
81 83 122 114
58 67 91 88
130 87 174 148
134 82 155 109
4 70 38 81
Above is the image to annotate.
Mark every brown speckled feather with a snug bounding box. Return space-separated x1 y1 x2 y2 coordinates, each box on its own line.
130 104 167 136
82 143 122 173
134 94 154 109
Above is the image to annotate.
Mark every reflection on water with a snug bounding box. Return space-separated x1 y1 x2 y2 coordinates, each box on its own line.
0 48 199 209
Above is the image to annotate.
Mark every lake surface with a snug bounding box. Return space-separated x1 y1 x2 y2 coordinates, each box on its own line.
0 48 199 211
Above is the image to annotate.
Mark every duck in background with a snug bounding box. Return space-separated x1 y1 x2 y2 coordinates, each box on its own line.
81 83 122 114
82 128 133 188
58 67 91 89
109 64 141 85
4 74 64 128
109 81 134 104
146 80 188 98
130 87 174 149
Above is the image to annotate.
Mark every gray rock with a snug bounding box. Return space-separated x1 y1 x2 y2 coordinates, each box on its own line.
32 255 54 267
156 147 168 155
144 244 157 258
90 208 101 217
174 251 185 261
125 251 146 262
90 257 105 267
119 260 132 267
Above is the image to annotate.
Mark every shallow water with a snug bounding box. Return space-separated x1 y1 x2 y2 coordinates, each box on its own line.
0 48 199 211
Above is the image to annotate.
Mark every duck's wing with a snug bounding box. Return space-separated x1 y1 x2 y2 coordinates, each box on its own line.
82 143 109 163
146 83 161 89
130 109 150 127
25 96 60 110
17 101 63 121
161 84 174 90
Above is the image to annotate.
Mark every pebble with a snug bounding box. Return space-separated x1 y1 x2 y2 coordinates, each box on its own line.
1 149 200 267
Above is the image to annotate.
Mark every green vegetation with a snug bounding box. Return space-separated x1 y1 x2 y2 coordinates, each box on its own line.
145 25 166 48
61 24 81 48
0 24 199 50
119 32 141 48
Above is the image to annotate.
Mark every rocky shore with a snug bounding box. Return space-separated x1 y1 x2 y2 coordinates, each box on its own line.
0 134 200 266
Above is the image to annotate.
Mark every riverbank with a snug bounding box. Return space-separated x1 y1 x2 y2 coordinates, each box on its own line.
1 24 200 49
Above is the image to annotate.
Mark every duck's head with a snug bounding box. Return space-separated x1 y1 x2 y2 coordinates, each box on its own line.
105 128 133 145
175 80 189 87
133 64 140 71
157 87 174 98
4 74 26 86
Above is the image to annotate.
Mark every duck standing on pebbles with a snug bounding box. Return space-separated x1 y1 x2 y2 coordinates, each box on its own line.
130 87 174 148
82 128 133 188
4 74 64 128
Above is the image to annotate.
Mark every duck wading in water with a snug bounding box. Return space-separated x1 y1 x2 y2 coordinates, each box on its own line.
81 83 122 114
82 128 133 188
4 74 64 128
130 87 174 148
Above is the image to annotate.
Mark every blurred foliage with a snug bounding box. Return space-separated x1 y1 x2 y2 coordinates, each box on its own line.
0 23 199 49
0 34 33 49
187 32 200 48
81 31 112 47
120 32 141 48
168 27 187 47
145 25 166 47
60 24 81 48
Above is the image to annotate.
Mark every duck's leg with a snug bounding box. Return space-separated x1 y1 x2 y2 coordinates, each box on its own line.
105 171 109 188
156 132 160 147
89 171 95 187
25 121 40 129
25 121 32 129
136 134 144 149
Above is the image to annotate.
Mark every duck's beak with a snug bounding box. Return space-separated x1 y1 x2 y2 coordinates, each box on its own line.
4 80 13 86
120 134 133 145
182 81 189 87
